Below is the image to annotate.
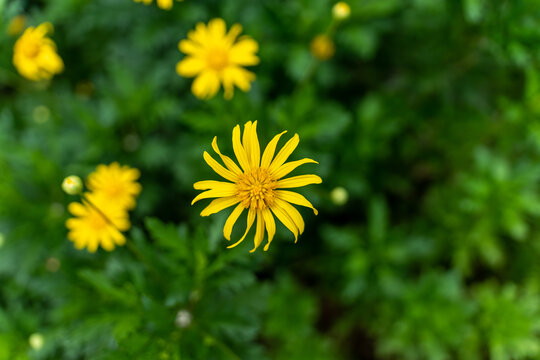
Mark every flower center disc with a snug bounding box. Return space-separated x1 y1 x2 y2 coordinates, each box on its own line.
207 49 229 71
237 169 276 209
88 210 108 230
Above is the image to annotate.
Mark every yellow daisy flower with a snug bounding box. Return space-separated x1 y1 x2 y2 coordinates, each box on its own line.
192 121 322 252
12 22 64 81
66 193 130 252
176 18 260 100
86 162 142 210
133 0 183 10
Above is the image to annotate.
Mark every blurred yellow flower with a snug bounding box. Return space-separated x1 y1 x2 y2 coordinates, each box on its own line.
66 193 130 252
176 18 259 100
192 121 321 252
7 15 27 36
12 22 64 81
87 162 142 210
133 0 183 10
310 34 335 61
332 2 351 20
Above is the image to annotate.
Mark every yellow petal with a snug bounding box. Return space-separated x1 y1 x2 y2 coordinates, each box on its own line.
191 184 237 205
277 174 322 189
110 229 126 246
37 46 64 74
250 210 265 253
261 131 287 168
191 71 220 99
68 202 88 216
269 134 299 173
87 239 99 253
35 22 53 37
203 151 238 182
200 196 239 217
221 66 255 97
227 208 256 248
242 121 253 167
250 121 260 168
101 236 115 251
270 203 298 242
274 198 305 235
275 190 318 215
271 158 318 179
232 124 251 172
212 137 242 175
194 180 234 190
225 24 243 46
223 203 244 240
208 18 227 40
189 22 209 45
176 57 205 77
178 39 202 55
261 208 276 251
230 38 260 66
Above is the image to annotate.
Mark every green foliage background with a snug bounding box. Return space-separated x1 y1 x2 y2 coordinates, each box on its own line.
2 0 540 359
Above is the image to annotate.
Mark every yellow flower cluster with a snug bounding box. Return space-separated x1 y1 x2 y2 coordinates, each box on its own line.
12 22 64 81
65 163 142 252
133 0 183 10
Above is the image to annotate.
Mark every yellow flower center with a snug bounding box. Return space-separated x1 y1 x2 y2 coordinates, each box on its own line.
207 49 229 71
104 184 124 198
88 210 109 230
237 168 276 209
22 40 41 58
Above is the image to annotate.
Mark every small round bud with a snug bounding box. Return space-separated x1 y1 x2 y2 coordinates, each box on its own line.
33 105 51 124
7 15 27 36
45 257 61 272
0 233 5 248
62 176 83 195
175 309 192 328
332 2 351 20
310 34 335 61
29 333 44 350
331 186 349 206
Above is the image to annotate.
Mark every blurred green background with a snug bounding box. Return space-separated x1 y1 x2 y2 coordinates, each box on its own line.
3 0 540 359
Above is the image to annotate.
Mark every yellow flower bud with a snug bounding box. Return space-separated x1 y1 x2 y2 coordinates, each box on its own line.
332 2 351 20
310 34 335 61
62 176 83 195
331 186 349 206
7 15 27 36
29 333 44 350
